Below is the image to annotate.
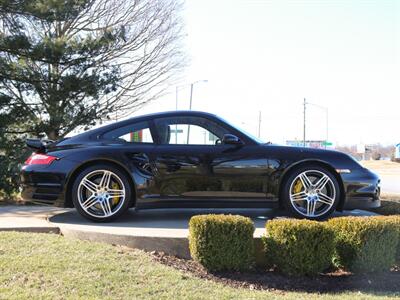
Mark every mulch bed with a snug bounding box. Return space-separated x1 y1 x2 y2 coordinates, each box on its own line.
150 251 400 294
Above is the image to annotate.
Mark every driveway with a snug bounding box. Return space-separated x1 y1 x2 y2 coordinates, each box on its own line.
0 205 381 260
0 206 380 238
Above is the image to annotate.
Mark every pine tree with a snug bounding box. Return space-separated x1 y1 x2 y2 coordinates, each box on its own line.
0 0 184 194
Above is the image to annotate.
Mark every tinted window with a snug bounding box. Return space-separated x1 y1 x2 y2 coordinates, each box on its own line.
102 121 154 143
154 116 228 145
217 116 263 144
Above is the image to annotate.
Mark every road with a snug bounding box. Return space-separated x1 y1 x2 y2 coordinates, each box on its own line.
379 175 400 194
360 160 400 195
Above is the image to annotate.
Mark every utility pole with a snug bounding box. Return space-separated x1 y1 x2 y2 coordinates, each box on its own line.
303 99 329 149
258 111 261 138
303 98 306 147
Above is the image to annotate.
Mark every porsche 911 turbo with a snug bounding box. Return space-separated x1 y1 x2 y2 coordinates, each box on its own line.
21 111 380 221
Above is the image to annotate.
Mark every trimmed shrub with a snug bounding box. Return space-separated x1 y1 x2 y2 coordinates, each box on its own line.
374 216 400 264
189 214 255 271
328 217 400 272
263 219 335 276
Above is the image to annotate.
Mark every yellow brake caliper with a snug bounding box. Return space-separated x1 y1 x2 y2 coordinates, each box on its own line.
111 182 121 205
293 179 303 194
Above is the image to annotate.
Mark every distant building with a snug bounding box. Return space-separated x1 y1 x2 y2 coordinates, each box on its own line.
395 143 400 159
286 140 333 149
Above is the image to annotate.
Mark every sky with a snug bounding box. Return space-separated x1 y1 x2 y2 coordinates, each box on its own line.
135 0 399 146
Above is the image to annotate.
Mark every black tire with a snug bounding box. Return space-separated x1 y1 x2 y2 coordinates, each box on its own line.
72 164 133 222
281 165 340 220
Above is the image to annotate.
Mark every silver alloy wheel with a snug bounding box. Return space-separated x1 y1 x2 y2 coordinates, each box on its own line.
77 170 126 218
289 170 336 218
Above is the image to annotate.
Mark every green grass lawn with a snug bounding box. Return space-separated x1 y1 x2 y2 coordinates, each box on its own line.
0 232 398 300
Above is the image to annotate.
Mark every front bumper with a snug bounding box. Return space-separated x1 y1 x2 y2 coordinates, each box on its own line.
341 167 381 210
343 197 381 210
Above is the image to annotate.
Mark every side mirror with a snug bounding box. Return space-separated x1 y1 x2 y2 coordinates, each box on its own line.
222 134 243 145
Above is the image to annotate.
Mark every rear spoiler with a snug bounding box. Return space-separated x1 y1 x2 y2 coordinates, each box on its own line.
26 139 55 152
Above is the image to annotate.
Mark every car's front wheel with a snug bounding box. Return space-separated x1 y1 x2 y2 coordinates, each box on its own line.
72 164 132 222
282 165 340 220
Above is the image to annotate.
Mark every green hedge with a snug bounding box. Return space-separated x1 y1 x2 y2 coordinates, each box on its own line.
328 216 400 272
263 219 335 276
189 214 255 271
189 215 400 274
375 216 400 264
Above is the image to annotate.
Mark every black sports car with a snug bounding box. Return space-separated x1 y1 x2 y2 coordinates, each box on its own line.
21 111 380 221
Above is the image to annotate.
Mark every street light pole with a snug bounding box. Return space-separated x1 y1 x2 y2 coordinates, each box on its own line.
175 86 179 111
186 79 208 143
187 79 207 110
189 83 194 110
303 99 329 149
325 108 329 147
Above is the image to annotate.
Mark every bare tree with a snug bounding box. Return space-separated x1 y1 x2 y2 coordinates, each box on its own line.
0 0 186 139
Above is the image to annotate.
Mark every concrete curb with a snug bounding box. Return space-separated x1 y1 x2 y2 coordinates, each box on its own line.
60 227 192 259
0 227 60 234
0 224 268 266
59 227 268 266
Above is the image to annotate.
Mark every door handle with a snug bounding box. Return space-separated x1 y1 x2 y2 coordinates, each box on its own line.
131 153 156 175
131 153 150 164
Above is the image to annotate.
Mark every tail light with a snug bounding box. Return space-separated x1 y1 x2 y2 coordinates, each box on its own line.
25 153 57 165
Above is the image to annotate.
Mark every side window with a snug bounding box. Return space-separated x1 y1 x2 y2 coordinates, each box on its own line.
154 117 227 145
102 121 154 143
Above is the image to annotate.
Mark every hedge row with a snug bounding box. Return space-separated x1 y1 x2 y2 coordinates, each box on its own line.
188 215 400 275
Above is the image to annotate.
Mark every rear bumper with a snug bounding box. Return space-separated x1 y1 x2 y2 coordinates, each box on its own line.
341 167 381 210
20 158 76 207
21 182 64 206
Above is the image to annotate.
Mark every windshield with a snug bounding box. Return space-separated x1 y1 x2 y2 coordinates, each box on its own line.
218 116 265 144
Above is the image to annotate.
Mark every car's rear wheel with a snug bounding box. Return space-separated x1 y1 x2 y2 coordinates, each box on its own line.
282 165 340 220
72 164 132 222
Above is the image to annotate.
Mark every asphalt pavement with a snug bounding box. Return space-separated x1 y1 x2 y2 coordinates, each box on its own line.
0 206 380 238
380 174 400 194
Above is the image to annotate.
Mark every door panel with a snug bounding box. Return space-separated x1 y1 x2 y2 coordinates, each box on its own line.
153 145 270 205
149 115 272 207
104 121 159 203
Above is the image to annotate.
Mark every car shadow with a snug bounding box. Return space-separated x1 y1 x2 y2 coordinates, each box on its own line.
48 207 379 230
49 208 278 229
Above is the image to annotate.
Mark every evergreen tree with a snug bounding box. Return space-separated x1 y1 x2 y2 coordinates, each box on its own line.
0 0 184 195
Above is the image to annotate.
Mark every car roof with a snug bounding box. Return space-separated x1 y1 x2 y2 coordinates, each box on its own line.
126 110 219 120
66 111 223 142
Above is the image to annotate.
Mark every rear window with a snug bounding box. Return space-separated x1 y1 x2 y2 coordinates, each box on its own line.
102 121 154 143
